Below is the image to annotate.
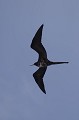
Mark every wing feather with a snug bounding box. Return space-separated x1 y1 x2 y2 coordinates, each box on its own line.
31 24 47 59
33 67 47 94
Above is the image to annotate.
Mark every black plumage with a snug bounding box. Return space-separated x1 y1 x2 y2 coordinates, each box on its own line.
30 24 68 94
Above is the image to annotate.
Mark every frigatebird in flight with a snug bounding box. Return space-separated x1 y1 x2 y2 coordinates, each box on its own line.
30 24 68 94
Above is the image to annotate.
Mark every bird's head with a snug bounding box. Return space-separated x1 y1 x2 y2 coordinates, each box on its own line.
30 62 38 67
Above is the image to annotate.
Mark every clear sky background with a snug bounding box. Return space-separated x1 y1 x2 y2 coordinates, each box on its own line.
0 0 79 120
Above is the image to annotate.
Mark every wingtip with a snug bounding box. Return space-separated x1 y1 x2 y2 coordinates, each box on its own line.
44 90 46 94
41 24 44 28
41 88 46 94
38 86 46 94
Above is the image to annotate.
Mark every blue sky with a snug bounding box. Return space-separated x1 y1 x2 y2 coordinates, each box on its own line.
0 0 79 120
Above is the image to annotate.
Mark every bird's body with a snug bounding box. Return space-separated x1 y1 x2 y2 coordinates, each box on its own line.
30 24 68 94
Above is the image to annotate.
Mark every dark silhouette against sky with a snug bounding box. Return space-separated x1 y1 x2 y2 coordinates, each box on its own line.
31 24 68 94
0 1 79 120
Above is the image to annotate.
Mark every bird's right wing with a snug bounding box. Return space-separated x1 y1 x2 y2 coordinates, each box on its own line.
31 24 47 59
33 67 47 94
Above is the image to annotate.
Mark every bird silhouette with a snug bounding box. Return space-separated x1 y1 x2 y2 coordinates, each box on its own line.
30 24 69 94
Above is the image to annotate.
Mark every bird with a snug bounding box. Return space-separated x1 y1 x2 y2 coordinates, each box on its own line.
30 24 69 94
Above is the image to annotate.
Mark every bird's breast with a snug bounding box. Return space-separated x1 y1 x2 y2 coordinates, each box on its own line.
39 61 47 67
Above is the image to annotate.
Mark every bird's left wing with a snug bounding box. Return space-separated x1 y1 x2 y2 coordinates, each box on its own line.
31 24 47 59
33 67 47 94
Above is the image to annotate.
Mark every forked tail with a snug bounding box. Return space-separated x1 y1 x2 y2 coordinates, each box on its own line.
47 60 69 66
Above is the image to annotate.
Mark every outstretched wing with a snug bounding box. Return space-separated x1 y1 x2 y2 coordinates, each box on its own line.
31 24 47 60
33 67 47 94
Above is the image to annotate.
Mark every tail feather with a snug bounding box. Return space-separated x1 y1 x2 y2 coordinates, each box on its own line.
47 60 69 66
